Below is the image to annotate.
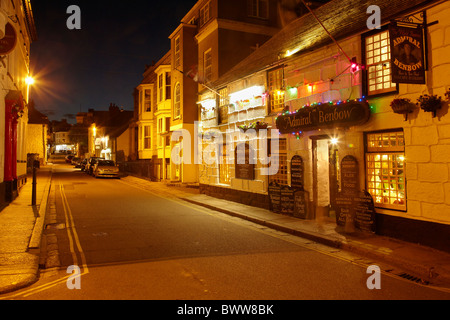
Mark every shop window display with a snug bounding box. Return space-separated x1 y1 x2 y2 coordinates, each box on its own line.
365 130 406 210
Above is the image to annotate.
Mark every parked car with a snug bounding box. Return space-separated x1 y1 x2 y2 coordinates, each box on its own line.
65 154 74 163
80 159 88 171
71 157 81 167
93 160 119 178
85 157 104 175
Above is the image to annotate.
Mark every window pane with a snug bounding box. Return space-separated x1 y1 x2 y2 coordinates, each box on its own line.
365 30 396 96
366 130 406 210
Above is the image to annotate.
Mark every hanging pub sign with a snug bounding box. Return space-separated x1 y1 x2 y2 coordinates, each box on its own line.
0 23 17 55
389 23 426 84
276 100 370 134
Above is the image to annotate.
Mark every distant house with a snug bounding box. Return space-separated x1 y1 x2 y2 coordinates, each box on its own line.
87 104 134 161
50 119 73 154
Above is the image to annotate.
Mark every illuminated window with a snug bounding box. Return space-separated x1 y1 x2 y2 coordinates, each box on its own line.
364 29 397 96
268 138 287 186
144 126 151 149
218 87 228 125
219 143 231 185
366 130 406 210
248 0 268 19
144 89 152 112
174 83 181 119
268 68 285 112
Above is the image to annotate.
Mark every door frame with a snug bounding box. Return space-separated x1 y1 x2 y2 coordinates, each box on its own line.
310 135 339 221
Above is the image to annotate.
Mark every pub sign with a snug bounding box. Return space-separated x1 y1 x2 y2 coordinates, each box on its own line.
276 101 370 134
389 23 426 84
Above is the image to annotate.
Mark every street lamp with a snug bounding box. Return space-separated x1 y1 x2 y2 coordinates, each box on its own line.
25 75 35 103
25 76 35 85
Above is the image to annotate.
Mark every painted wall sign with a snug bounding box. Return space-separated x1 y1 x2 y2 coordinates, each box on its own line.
290 155 304 190
0 23 17 55
276 101 370 134
390 23 426 84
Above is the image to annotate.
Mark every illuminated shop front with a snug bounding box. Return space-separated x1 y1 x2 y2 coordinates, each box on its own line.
198 0 450 251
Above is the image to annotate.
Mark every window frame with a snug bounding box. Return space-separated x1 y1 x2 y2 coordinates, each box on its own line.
174 36 181 69
144 125 152 150
204 49 212 84
199 1 211 28
268 138 288 186
158 74 163 102
218 87 228 125
174 82 181 119
362 26 399 98
267 67 285 113
219 143 231 185
144 89 152 113
247 0 269 20
364 129 406 211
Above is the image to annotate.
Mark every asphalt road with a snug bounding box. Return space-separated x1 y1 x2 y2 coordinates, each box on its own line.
7 163 450 302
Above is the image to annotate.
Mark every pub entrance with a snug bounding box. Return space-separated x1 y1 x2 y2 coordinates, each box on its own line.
311 136 340 223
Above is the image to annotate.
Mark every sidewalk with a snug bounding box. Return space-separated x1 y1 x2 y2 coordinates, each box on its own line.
123 175 450 290
0 165 52 295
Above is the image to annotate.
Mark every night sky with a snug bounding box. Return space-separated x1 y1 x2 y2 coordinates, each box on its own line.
30 0 197 123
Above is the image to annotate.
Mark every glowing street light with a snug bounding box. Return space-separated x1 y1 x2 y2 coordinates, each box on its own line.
25 76 35 85
25 75 35 103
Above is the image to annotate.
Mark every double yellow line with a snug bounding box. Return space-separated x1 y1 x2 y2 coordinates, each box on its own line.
60 184 89 274
1 184 89 299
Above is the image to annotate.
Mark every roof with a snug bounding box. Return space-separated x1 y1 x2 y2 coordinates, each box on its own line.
211 0 435 88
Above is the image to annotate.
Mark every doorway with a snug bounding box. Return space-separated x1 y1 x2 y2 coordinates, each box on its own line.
311 136 340 222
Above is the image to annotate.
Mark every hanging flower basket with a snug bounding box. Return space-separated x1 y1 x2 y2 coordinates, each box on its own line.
417 94 442 118
390 98 416 121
